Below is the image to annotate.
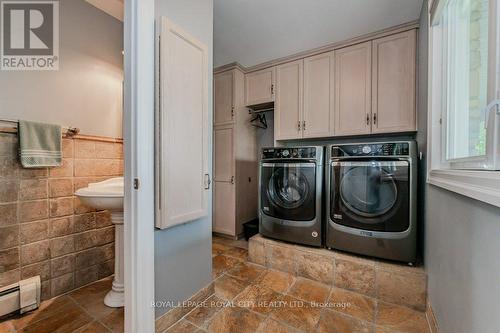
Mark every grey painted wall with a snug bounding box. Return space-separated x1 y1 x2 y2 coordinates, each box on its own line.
279 134 416 148
420 2 500 332
256 111 274 153
0 0 123 138
425 186 500 333
154 0 214 319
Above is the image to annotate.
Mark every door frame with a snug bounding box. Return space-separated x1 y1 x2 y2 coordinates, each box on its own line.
124 0 156 332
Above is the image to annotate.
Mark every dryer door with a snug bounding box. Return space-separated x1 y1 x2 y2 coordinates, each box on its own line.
261 162 316 221
330 160 410 232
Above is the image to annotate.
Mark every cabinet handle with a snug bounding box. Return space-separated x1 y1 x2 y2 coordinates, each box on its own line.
297 121 301 131
271 84 274 95
373 113 377 125
230 176 234 184
231 106 234 119
302 121 306 131
366 114 370 125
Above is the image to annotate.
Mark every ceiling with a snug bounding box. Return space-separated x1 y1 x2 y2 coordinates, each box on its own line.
85 0 123 21
214 0 423 68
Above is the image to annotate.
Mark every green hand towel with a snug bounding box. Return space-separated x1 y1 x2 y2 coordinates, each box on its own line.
18 120 62 168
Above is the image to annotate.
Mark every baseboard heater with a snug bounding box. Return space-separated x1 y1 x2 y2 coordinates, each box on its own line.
0 276 41 317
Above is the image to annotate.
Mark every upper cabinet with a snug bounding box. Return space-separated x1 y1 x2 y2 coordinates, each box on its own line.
275 60 303 140
235 28 417 142
244 67 275 106
303 52 334 138
372 30 416 133
334 30 416 136
275 53 334 140
214 71 234 126
334 42 372 136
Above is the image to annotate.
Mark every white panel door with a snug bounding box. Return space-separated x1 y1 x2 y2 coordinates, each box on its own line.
156 17 209 229
275 60 303 140
303 52 334 138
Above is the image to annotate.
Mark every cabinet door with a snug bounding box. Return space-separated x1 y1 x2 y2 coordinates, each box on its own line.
213 182 235 235
334 42 372 136
214 71 234 126
213 126 235 236
372 30 416 133
244 67 275 106
214 126 234 182
275 60 303 140
156 17 209 229
303 52 334 138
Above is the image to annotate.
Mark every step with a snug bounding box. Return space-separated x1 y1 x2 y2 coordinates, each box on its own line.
248 234 427 312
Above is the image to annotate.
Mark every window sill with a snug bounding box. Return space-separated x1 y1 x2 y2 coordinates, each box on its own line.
427 169 500 208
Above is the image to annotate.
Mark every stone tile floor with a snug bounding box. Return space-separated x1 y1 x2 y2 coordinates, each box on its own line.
0 276 123 333
162 236 431 333
1 236 431 333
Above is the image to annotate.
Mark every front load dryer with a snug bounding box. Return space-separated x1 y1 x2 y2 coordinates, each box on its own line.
326 141 417 263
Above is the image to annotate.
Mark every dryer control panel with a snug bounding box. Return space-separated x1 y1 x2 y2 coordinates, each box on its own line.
331 142 411 157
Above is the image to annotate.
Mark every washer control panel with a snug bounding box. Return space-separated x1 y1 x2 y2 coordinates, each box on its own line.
262 147 318 159
331 142 410 157
361 145 372 154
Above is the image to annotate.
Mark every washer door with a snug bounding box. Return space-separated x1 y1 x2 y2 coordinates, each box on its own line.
340 166 398 218
330 160 410 232
261 162 316 221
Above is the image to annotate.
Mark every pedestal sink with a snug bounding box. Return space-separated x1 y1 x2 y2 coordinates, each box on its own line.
75 177 124 307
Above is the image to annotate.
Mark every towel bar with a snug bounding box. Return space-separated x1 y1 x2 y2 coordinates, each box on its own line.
0 119 80 137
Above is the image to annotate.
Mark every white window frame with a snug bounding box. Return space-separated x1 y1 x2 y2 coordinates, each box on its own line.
427 0 500 207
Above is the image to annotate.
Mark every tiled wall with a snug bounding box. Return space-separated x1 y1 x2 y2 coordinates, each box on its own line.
0 133 123 300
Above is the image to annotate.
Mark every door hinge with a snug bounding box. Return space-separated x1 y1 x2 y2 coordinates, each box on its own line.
133 178 140 190
204 174 211 189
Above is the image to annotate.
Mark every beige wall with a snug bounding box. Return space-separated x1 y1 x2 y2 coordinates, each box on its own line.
0 0 123 138
0 133 123 300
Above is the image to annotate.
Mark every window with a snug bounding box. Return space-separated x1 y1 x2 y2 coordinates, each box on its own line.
431 0 499 169
428 0 500 207
443 0 489 161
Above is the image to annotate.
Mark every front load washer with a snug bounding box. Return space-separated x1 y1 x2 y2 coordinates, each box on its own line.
326 141 417 263
259 146 323 247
